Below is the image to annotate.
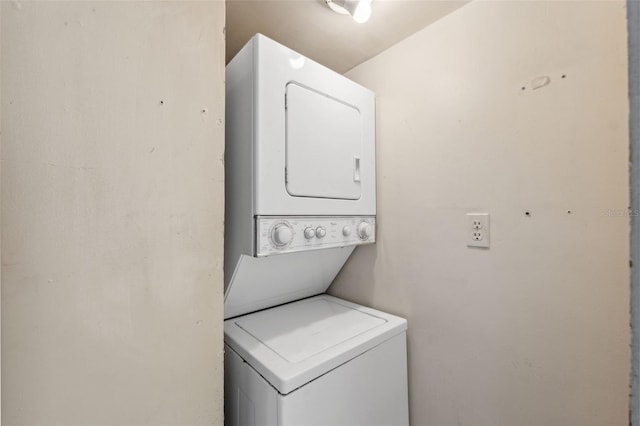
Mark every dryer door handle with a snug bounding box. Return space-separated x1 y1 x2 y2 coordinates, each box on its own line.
354 157 361 182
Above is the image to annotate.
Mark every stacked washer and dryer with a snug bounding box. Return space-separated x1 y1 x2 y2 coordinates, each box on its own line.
224 34 409 426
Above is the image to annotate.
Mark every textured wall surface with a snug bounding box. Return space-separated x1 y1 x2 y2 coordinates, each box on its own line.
1 2 225 424
630 0 640 423
330 1 630 425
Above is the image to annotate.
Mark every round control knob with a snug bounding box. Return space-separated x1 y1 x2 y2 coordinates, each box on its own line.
304 227 316 239
358 222 373 240
272 223 293 247
342 226 352 237
316 227 326 238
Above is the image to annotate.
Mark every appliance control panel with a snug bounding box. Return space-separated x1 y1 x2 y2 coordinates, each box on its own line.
256 216 376 257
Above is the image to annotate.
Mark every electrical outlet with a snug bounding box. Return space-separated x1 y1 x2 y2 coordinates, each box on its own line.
467 213 490 248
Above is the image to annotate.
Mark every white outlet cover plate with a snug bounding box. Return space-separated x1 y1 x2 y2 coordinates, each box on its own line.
467 213 490 248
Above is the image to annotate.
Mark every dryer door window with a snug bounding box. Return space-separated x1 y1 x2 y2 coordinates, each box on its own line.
285 83 362 200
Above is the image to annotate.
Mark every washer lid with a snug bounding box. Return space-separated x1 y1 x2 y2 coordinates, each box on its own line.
224 294 407 394
236 296 385 363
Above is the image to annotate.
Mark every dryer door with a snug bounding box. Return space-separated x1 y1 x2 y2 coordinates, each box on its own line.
285 83 362 200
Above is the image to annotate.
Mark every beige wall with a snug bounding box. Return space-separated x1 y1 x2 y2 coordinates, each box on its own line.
1 2 225 425
330 1 630 425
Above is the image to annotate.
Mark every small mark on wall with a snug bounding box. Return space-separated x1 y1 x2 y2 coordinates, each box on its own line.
519 73 567 92
531 75 551 90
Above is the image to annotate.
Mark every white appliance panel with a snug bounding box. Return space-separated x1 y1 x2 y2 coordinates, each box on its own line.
279 333 409 426
225 39 256 292
224 332 409 426
224 295 407 394
285 83 362 200
255 216 375 257
253 34 375 216
225 346 279 426
235 298 386 363
224 248 354 320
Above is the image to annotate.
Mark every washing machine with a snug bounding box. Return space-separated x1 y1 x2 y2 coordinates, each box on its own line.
224 34 408 426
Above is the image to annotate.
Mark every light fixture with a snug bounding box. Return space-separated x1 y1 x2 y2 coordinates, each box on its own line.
326 0 372 23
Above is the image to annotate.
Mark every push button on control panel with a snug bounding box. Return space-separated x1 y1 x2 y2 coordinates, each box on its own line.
358 222 373 240
304 227 316 239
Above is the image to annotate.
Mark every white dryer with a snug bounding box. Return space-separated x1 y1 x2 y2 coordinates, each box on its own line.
224 34 408 426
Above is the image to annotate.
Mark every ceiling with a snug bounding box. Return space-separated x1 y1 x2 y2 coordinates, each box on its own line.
226 0 469 74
